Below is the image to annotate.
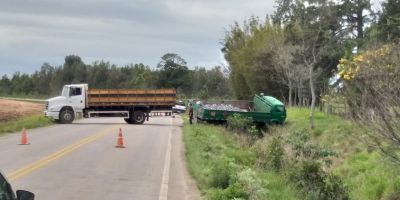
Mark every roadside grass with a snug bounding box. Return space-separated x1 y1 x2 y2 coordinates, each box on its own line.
0 114 54 134
182 116 300 199
282 108 400 200
0 94 49 100
336 152 400 200
0 97 46 104
183 108 400 199
285 108 362 158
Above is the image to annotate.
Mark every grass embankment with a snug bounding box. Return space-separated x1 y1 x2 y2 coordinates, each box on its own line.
183 116 300 199
183 108 400 200
0 114 54 134
288 109 400 200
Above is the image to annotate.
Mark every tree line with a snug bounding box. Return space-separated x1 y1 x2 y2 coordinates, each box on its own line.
222 0 400 128
0 54 229 99
220 0 400 164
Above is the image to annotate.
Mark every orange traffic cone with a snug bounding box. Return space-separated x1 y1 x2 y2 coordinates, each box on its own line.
115 128 125 148
19 128 30 145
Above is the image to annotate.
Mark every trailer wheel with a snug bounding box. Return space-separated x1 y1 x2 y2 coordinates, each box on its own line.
133 111 145 124
59 108 74 124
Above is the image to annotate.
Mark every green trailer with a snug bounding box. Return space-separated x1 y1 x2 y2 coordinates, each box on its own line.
195 95 286 125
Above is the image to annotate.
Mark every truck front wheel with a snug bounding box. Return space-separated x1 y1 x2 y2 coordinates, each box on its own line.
60 109 75 124
133 111 145 124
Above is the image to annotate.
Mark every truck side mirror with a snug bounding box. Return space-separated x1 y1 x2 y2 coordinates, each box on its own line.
16 190 35 200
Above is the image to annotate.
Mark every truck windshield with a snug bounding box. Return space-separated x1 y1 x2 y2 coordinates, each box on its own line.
61 86 69 97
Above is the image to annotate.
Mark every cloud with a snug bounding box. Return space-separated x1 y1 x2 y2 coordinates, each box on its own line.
0 0 276 75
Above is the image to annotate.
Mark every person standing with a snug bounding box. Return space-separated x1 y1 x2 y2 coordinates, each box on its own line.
188 103 193 124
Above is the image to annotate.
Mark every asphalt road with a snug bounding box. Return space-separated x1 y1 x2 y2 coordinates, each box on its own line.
0 116 200 200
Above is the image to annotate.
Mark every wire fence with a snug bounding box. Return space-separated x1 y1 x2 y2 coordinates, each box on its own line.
320 101 350 117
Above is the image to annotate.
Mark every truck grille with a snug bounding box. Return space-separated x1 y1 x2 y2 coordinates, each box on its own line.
45 101 49 110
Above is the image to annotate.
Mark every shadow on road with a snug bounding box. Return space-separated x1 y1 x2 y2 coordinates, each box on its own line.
72 123 127 125
71 123 175 127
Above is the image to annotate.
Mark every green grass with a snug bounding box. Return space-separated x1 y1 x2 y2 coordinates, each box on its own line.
0 94 49 100
284 108 400 200
183 108 400 199
336 152 400 200
284 108 361 157
182 116 300 199
0 97 46 104
0 114 54 134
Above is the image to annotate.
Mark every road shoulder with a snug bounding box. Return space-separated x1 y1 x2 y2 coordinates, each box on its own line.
168 115 201 200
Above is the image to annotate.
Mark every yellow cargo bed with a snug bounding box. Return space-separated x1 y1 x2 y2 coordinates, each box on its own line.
87 89 176 107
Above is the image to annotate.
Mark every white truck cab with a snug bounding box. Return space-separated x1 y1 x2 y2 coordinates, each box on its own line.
44 84 87 123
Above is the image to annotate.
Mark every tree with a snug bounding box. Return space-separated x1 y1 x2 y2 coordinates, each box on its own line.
340 0 373 43
298 27 325 129
274 0 344 128
377 0 400 42
88 61 110 89
190 67 208 96
33 63 55 95
338 43 400 164
222 21 249 99
206 66 229 98
222 17 287 100
0 75 11 95
272 44 308 107
63 55 87 84
156 53 190 92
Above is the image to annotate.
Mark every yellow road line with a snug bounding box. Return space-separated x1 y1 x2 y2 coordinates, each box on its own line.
7 126 117 182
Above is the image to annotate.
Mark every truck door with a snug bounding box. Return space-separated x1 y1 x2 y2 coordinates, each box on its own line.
68 86 85 112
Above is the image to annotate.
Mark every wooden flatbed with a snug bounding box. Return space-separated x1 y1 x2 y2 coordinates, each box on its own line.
87 89 176 107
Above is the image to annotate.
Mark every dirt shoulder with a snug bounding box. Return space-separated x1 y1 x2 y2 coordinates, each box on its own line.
0 99 44 122
170 115 202 200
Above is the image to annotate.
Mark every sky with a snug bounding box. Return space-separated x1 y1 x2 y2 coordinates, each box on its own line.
0 0 277 76
0 0 382 76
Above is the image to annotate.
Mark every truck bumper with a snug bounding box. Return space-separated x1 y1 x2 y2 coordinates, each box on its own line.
44 111 59 120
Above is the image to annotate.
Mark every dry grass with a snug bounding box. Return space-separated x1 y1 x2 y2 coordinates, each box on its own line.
0 99 44 122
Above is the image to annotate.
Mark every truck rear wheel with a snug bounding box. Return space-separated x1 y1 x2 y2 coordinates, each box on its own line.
133 111 145 124
60 109 74 124
124 118 134 124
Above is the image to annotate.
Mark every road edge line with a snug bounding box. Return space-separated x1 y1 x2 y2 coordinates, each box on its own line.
158 118 173 200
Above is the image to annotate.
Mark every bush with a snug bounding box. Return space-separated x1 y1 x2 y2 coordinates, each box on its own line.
236 168 269 200
247 125 260 140
287 129 336 166
227 114 252 132
209 159 236 189
289 161 349 200
322 174 349 200
208 183 248 200
293 161 326 192
208 168 270 200
254 136 285 171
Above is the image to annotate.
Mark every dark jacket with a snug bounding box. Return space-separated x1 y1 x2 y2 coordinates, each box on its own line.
188 107 193 117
